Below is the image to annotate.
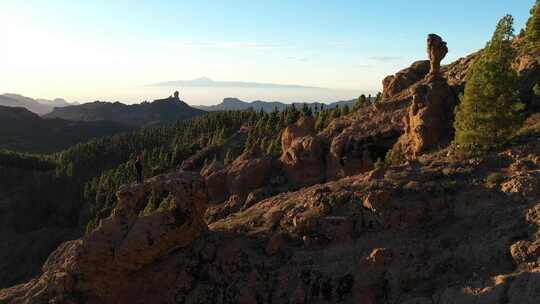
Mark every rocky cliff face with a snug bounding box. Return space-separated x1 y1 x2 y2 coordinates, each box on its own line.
5 141 540 303
6 34 540 303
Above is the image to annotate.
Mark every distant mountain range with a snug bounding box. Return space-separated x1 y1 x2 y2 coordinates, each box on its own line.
44 94 206 126
0 94 76 115
148 77 323 89
194 97 361 112
0 106 130 153
2 91 363 125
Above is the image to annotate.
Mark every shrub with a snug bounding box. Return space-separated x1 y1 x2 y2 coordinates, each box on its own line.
486 172 505 186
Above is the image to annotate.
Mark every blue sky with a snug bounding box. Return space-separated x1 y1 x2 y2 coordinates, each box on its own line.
0 0 535 104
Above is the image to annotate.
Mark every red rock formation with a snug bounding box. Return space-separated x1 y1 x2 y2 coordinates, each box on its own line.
398 78 457 158
0 171 207 303
5 142 540 303
382 60 430 100
280 116 325 187
396 34 457 158
204 146 272 204
280 115 316 152
427 33 448 78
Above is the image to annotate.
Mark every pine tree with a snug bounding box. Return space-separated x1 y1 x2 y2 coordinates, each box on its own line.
454 15 523 152
331 106 341 119
301 103 313 116
355 94 367 110
341 105 350 116
526 0 540 46
315 112 327 131
375 92 382 102
286 105 299 125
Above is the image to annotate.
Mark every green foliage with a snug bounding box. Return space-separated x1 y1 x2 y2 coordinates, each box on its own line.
534 83 540 97
374 158 385 169
265 138 282 157
486 172 505 186
315 111 329 131
0 150 56 171
0 106 130 153
301 103 313 116
341 105 350 116
331 106 341 119
355 94 367 110
286 105 300 125
385 142 406 166
526 0 540 47
2 96 359 235
454 15 524 152
375 92 383 102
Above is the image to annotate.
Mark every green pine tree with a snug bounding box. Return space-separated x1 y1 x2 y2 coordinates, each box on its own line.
341 105 350 116
454 15 524 152
355 94 367 110
375 92 382 102
526 0 540 46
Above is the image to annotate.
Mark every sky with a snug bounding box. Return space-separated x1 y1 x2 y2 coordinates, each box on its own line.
0 0 536 105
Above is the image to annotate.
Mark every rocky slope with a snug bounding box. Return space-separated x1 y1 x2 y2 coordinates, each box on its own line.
4 136 540 303
4 33 540 303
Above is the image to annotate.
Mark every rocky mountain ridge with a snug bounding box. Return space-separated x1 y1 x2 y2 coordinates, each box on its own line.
0 94 74 115
3 31 540 303
44 92 206 126
194 97 359 112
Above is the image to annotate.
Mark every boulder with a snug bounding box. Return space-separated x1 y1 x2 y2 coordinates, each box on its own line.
382 60 430 100
281 135 325 187
204 169 228 203
227 147 272 199
398 79 457 157
204 147 273 204
280 116 325 187
280 115 316 153
326 130 399 180
501 172 540 200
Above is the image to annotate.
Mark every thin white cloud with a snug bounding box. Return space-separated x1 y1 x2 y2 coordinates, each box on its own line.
368 56 402 62
353 64 373 68
161 41 282 49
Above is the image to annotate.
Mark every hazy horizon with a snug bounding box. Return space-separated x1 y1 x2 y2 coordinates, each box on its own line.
2 85 366 106
0 0 535 105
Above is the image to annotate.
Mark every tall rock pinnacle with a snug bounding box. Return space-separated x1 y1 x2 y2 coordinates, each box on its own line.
427 34 448 78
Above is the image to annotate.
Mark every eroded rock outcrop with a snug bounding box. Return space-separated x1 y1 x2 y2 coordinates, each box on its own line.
0 171 207 303
396 34 457 158
382 60 430 100
204 146 273 204
398 79 457 157
427 33 449 78
280 116 325 187
5 141 540 303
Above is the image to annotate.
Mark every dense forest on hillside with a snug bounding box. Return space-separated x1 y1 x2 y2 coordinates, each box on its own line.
0 106 131 153
1 103 356 238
